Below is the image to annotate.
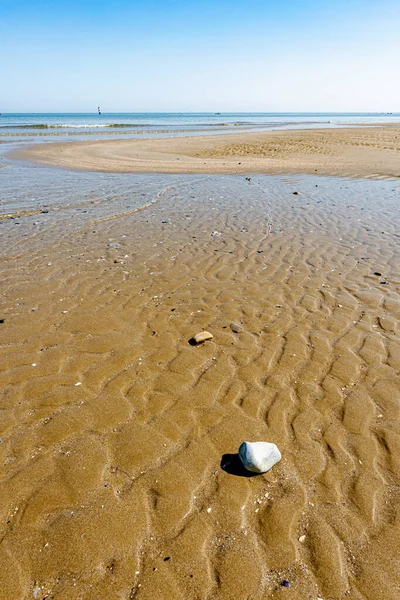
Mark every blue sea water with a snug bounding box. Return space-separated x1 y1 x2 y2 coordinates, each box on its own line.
1 112 399 138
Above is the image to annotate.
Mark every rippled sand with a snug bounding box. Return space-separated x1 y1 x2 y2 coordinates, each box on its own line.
1 170 400 599
13 126 400 179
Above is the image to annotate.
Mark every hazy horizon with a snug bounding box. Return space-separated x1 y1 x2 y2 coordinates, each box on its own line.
1 111 399 115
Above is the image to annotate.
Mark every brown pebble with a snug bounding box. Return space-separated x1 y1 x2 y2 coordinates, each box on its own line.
230 322 243 333
192 331 213 344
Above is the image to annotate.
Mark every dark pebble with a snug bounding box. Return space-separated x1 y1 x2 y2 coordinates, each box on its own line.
293 191 299 195
374 272 382 276
380 281 389 285
281 580 290 587
164 556 171 562
0 319 4 324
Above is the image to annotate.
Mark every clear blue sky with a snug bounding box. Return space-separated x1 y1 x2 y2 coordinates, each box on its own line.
1 0 399 112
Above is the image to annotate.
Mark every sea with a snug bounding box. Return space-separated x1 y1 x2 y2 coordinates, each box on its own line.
1 112 399 140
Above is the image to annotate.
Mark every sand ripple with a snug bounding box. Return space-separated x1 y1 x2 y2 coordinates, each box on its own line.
0 173 399 599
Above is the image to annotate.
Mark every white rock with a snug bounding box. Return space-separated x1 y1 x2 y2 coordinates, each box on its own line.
238 441 281 474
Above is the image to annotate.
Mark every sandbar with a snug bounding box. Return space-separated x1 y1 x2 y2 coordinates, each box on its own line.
12 125 400 178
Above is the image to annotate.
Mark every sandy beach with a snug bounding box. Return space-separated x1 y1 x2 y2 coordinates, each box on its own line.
13 126 400 179
1 134 400 600
3 0 400 590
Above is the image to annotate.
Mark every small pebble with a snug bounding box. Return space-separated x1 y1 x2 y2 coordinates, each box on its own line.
74 382 82 387
299 535 306 543
281 579 290 587
230 322 243 333
192 331 213 344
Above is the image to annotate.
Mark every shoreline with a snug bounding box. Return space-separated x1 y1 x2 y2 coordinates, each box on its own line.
10 125 400 178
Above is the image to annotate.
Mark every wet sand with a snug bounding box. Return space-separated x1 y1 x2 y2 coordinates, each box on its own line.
13 126 400 179
1 166 400 600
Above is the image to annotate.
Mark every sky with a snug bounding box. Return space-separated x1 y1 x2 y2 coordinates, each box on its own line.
1 0 399 112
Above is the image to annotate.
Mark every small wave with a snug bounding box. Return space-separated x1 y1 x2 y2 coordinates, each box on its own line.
0 121 314 130
0 123 147 129
105 123 145 128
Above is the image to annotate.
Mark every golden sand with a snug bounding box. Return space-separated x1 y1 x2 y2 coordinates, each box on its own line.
1 157 400 598
13 126 400 179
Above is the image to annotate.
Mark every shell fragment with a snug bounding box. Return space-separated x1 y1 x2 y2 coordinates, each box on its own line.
192 331 213 344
